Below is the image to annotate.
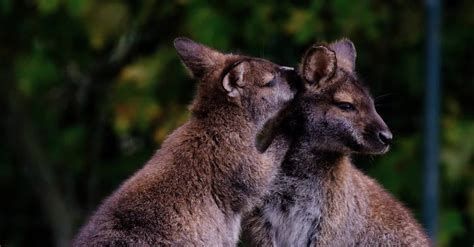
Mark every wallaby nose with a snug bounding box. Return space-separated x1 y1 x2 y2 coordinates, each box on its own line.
378 130 393 145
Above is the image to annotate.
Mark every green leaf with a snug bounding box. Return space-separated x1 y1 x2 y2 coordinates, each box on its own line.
186 5 233 50
0 0 11 15
15 51 59 97
84 2 130 49
66 0 90 16
35 0 60 14
439 209 465 246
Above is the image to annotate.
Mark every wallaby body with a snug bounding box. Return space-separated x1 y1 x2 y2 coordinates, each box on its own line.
243 40 430 246
73 38 297 246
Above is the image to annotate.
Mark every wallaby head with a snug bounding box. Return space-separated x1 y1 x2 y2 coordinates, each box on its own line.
296 39 392 155
174 37 298 129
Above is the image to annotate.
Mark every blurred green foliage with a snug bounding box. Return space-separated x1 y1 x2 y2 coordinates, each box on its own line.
0 0 473 246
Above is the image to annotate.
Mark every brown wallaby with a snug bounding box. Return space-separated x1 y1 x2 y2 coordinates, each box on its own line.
243 40 430 246
72 38 299 246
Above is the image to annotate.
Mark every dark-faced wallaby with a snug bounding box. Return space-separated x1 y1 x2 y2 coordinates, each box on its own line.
243 40 430 246
73 38 299 246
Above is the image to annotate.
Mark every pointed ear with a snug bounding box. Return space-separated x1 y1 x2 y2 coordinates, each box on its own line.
222 61 248 98
300 45 337 85
174 37 225 78
329 39 356 72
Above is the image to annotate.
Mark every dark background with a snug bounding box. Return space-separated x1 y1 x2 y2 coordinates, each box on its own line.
0 0 472 246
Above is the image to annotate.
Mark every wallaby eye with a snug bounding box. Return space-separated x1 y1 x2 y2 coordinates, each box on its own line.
335 102 356 111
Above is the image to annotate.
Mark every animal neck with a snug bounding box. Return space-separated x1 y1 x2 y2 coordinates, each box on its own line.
278 108 348 177
195 107 257 145
282 128 368 229
282 140 348 178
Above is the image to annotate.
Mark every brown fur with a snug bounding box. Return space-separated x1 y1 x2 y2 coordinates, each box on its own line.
243 39 430 246
72 38 298 246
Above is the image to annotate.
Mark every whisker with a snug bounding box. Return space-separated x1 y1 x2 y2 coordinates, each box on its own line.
374 93 398 102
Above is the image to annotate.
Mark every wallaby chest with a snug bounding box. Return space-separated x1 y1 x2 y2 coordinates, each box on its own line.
262 173 324 246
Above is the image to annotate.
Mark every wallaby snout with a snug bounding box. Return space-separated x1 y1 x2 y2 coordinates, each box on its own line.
378 130 393 146
370 110 393 153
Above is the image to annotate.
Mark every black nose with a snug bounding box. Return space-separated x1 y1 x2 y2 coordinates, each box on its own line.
378 130 393 145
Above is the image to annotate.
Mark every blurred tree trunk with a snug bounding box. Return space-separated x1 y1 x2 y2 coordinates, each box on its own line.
5 92 75 247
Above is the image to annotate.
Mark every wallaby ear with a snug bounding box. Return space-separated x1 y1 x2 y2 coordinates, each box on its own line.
328 39 356 72
174 37 225 79
301 45 337 85
222 61 248 98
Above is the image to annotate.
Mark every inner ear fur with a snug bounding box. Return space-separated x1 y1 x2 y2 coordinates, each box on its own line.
300 45 337 85
174 37 225 79
222 61 248 98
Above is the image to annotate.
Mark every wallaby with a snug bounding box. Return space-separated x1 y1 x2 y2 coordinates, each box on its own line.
243 40 430 246
72 38 299 246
